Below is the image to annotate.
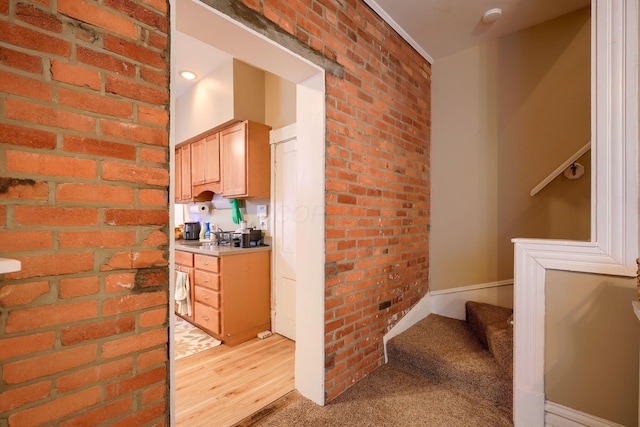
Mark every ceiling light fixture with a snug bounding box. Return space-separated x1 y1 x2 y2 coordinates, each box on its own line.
482 8 502 24
179 70 197 80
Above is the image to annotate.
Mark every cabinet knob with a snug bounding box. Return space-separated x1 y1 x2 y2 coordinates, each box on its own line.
202 316 209 321
203 295 209 300
203 279 209 283
203 262 209 266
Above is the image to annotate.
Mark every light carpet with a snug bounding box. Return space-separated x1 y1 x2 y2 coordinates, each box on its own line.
174 318 221 359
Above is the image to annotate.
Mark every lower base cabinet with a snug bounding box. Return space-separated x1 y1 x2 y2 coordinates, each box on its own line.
178 249 271 346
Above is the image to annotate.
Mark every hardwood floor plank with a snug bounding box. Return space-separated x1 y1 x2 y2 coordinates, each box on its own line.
175 333 295 427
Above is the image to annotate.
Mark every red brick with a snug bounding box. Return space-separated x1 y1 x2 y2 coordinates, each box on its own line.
140 147 167 164
134 268 168 289
16 3 63 32
0 178 49 201
101 250 166 271
137 347 166 370
56 183 135 205
5 252 94 281
14 206 99 226
0 381 51 412
0 280 50 307
0 46 43 74
62 134 136 160
0 69 52 100
105 365 165 397
59 396 132 427
0 0 7 14
3 344 98 384
0 231 52 253
140 307 166 327
51 60 101 90
105 272 135 292
139 189 167 206
59 229 136 249
57 358 133 393
101 119 168 147
138 105 168 127
58 0 137 39
142 230 168 245
146 30 167 50
0 123 56 149
102 161 169 186
5 98 96 133
76 46 135 76
0 331 55 361
5 300 97 333
109 401 165 427
58 86 133 118
142 383 165 405
8 386 101 426
61 316 136 346
102 291 167 317
0 21 71 57
59 276 100 299
139 0 167 14
104 209 168 226
6 151 96 178
0 206 5 226
140 66 168 88
104 34 167 69
106 73 168 105
104 0 168 32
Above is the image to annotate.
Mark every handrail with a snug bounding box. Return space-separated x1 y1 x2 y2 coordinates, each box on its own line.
530 141 591 196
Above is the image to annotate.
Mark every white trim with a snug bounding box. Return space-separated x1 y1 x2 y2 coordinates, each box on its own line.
361 0 434 64
430 280 513 320
383 293 432 363
545 402 625 427
0 258 21 274
512 1 639 425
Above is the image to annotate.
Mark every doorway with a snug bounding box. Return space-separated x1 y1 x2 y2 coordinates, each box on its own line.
169 0 326 424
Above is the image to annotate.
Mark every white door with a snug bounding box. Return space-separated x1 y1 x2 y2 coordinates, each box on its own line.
272 127 297 340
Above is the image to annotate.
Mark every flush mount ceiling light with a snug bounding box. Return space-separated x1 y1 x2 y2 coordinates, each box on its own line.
482 8 502 24
179 70 197 80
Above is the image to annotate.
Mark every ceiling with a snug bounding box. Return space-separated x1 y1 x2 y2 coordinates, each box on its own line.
174 0 591 96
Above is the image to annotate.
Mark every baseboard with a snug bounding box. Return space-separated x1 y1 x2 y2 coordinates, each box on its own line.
430 280 514 320
382 293 432 363
545 402 624 427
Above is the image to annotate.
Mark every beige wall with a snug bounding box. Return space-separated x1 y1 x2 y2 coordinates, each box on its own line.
431 7 591 291
545 270 639 425
265 72 296 130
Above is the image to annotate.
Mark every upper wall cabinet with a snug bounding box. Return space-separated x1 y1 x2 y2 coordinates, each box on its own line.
220 120 271 199
175 144 192 202
191 133 221 195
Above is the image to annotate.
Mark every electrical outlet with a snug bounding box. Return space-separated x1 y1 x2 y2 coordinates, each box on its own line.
259 217 268 231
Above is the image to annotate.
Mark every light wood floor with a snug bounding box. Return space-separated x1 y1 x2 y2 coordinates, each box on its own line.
175 333 295 427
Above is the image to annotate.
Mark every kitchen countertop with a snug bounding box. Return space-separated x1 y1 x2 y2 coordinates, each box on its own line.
174 240 271 256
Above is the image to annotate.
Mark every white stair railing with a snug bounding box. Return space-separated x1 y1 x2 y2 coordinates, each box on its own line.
529 141 591 196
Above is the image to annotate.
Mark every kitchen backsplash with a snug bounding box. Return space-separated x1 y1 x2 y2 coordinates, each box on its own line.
176 196 270 235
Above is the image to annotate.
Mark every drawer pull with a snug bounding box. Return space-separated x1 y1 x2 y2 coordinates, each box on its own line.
203 262 209 266
203 279 209 283
202 316 209 321
203 295 209 300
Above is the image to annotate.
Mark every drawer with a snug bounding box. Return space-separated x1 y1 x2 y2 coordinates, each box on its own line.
194 254 219 273
175 250 194 267
194 301 220 335
194 286 220 309
194 269 220 291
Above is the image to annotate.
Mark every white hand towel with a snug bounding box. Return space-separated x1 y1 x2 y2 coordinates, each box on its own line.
175 271 192 317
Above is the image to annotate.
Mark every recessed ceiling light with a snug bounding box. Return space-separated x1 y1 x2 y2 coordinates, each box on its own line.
482 8 502 24
179 70 197 80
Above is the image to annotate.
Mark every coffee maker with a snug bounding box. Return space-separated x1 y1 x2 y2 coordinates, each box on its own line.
183 222 201 240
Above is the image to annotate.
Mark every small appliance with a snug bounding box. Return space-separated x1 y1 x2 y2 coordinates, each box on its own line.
183 222 201 240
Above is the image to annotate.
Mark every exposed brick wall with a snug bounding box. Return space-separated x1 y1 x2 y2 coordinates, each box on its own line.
0 0 170 425
223 0 432 401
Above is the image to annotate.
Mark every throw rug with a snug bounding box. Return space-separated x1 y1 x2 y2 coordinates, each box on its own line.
174 318 221 359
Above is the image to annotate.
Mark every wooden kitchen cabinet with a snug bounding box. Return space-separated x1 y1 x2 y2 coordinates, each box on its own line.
191 132 221 194
174 144 192 202
174 250 195 323
191 250 271 346
220 120 271 198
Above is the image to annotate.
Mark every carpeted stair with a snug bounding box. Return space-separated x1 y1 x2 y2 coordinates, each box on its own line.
386 301 514 411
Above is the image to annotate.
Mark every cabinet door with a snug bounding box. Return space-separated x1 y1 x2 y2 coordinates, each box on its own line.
191 138 206 186
174 266 195 323
204 133 220 183
180 144 192 200
221 122 247 197
174 147 182 202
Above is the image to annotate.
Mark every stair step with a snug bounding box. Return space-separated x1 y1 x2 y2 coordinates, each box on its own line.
386 314 512 410
465 301 513 378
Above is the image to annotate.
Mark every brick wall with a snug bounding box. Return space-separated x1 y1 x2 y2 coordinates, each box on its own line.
0 0 170 425
220 0 432 401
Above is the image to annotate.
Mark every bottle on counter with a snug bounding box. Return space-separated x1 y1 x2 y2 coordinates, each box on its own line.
204 222 211 240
